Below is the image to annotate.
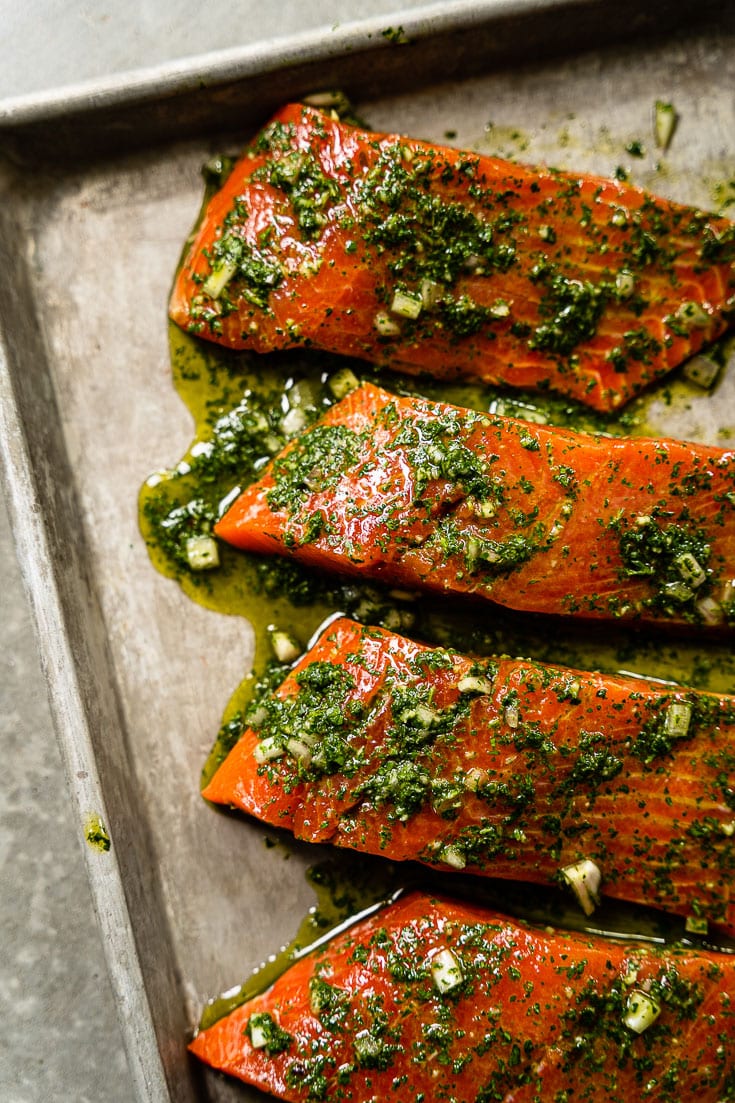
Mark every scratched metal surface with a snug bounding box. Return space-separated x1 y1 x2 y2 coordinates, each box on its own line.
0 3 732 1100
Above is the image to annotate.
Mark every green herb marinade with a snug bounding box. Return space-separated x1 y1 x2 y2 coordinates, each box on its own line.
139 121 735 1036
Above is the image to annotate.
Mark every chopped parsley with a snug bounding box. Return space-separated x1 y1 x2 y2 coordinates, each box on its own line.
267 424 360 513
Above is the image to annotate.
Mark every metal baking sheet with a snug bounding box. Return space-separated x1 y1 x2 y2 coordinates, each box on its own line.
0 3 733 1101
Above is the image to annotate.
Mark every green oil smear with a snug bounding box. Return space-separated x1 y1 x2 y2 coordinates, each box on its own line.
712 175 735 213
84 813 111 853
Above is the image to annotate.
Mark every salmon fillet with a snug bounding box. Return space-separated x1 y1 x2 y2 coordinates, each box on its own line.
189 891 735 1102
214 383 735 629
169 103 735 411
204 617 735 937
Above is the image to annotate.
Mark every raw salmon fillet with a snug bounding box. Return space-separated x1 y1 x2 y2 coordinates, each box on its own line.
189 891 735 1102
214 383 735 629
204 617 735 936
169 103 735 411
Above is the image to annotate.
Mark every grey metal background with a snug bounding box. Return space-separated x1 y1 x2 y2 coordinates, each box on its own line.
0 0 457 101
0 2 733 1102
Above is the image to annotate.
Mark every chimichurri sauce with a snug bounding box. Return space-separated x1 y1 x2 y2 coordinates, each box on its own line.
139 140 735 1031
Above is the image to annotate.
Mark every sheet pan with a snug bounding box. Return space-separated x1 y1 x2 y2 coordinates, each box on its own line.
0 2 733 1100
